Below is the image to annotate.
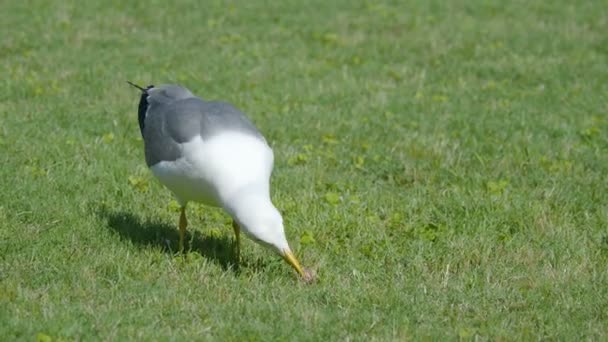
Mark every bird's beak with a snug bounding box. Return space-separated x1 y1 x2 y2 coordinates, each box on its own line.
282 250 305 277
127 81 147 93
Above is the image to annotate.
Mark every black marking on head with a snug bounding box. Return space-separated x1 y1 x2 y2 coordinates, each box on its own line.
128 82 154 136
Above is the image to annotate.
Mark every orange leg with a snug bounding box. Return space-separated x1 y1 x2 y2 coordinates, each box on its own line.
232 220 241 262
179 206 188 252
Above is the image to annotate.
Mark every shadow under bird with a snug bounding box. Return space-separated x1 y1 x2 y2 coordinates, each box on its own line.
128 81 308 279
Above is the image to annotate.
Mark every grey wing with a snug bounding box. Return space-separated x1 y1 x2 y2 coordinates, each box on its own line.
143 102 185 166
143 98 265 166
165 98 265 143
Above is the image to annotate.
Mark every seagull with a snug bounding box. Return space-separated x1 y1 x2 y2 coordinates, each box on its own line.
127 82 307 279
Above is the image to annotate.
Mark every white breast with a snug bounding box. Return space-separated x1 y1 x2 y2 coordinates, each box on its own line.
149 132 274 207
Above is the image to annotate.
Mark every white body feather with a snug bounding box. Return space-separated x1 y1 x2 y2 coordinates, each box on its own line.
150 132 274 208
149 131 287 249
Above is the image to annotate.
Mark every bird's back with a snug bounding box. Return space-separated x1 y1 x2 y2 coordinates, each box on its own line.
143 96 264 166
142 87 273 207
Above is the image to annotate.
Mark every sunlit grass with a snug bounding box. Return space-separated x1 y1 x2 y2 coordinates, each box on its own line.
1 0 607 340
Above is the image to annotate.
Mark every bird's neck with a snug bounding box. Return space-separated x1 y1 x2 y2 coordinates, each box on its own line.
223 184 273 219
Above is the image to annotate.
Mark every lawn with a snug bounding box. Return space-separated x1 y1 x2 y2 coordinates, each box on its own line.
1 0 607 340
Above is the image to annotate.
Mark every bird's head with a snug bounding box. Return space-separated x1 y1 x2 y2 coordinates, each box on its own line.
230 197 305 278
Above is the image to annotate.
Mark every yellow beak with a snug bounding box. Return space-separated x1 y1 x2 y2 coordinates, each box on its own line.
282 250 305 277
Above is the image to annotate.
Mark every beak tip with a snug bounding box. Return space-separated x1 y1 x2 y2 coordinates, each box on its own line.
282 250 316 283
300 268 317 284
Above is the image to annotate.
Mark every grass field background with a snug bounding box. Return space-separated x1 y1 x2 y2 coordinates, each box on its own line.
1 0 607 340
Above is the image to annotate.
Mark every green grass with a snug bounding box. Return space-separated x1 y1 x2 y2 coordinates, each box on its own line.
1 0 607 340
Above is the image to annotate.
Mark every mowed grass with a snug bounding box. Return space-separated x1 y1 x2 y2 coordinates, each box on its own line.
1 0 607 340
